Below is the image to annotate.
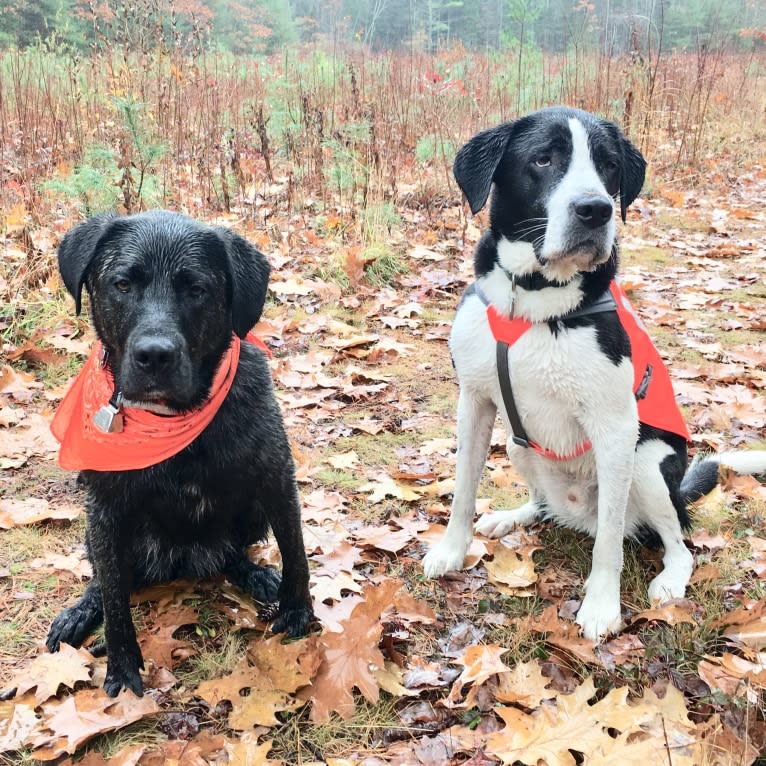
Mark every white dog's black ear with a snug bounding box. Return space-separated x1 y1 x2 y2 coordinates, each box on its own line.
619 136 647 222
57 213 118 314
215 228 271 338
453 123 514 215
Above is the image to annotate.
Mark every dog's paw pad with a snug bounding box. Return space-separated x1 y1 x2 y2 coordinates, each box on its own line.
647 573 688 605
271 606 316 638
575 597 622 642
475 512 516 539
422 544 466 579
104 657 144 698
257 602 280 622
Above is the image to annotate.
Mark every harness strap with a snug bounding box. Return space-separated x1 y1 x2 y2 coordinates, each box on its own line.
475 282 620 461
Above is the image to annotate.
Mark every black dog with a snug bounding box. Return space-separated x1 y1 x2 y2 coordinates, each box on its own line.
47 211 314 697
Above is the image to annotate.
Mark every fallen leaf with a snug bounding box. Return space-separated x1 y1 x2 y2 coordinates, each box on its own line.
0 499 81 529
30 689 160 760
11 644 93 705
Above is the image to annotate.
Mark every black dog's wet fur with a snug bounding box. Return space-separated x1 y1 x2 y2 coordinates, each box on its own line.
47 211 314 697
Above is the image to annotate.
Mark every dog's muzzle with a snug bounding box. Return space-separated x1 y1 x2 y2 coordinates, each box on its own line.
122 328 192 403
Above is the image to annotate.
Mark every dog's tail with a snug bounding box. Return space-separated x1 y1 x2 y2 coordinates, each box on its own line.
681 450 766 504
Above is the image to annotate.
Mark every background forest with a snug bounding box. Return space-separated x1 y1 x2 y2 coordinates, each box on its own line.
3 0 766 54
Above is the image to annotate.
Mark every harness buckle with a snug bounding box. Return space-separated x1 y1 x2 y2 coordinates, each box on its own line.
635 364 653 400
512 435 530 448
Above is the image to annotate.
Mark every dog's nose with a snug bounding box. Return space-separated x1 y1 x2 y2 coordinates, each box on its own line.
133 337 178 373
572 196 613 229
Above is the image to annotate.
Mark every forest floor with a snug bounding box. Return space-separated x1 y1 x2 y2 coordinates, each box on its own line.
1 161 765 765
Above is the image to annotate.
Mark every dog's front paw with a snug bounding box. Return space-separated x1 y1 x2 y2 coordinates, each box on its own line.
243 564 281 603
271 605 315 638
47 605 99 652
647 569 689 605
422 539 468 578
475 502 540 538
576 582 622 642
475 511 517 538
103 643 144 698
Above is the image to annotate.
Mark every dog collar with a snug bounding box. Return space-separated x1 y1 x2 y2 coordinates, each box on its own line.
471 279 690 460
500 268 570 292
50 332 270 472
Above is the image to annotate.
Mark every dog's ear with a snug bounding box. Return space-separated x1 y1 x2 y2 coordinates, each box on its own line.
453 123 514 215
57 213 118 314
215 228 271 338
619 136 647 222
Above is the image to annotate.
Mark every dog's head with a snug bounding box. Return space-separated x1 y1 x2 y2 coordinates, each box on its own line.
453 107 646 280
58 210 270 411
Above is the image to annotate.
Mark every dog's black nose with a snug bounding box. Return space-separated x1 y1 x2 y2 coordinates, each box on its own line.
573 196 613 229
133 337 178 373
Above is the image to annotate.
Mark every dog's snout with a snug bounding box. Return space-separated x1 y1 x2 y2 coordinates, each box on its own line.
572 196 613 229
133 336 178 373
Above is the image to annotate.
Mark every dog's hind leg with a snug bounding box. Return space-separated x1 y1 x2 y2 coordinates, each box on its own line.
630 443 693 604
46 580 104 652
423 390 496 577
224 551 281 604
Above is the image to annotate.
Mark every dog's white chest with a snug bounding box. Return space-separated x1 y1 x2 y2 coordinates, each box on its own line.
450 293 634 460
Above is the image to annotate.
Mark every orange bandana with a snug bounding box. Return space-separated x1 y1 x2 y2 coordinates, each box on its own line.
51 333 269 472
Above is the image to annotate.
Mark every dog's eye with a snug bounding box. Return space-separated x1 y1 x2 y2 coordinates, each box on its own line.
602 159 619 174
189 285 206 298
115 279 131 293
534 156 552 168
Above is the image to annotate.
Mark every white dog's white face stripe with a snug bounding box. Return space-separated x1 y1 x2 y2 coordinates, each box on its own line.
542 117 616 274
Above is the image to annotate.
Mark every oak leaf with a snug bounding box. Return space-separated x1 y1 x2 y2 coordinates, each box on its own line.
224 734 282 765
485 679 700 765
485 542 538 591
138 605 198 669
359 474 422 503
0 693 39 754
446 644 510 707
29 689 159 760
11 643 92 705
299 580 400 722
493 660 556 708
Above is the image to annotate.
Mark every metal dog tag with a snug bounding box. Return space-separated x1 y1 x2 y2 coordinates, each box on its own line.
93 395 124 433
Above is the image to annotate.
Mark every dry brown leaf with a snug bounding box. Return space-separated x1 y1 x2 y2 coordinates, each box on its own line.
358 475 422 503
300 580 399 722
485 542 538 591
138 604 198 669
0 498 81 529
486 679 700 765
11 644 93 705
0 693 40 755
224 734 282 765
446 644 510 707
631 600 699 626
493 660 557 708
310 571 364 602
29 689 160 760
354 524 415 552
60 743 145 765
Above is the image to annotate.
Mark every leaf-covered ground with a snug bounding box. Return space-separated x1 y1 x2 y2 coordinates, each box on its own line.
1 167 765 764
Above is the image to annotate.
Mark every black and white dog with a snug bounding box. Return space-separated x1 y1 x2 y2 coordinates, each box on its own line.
423 107 766 641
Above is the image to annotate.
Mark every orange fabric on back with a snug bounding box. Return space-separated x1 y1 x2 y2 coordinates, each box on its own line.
485 282 690 445
51 332 270 472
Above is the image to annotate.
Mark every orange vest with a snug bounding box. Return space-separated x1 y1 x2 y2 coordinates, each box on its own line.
483 281 690 460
